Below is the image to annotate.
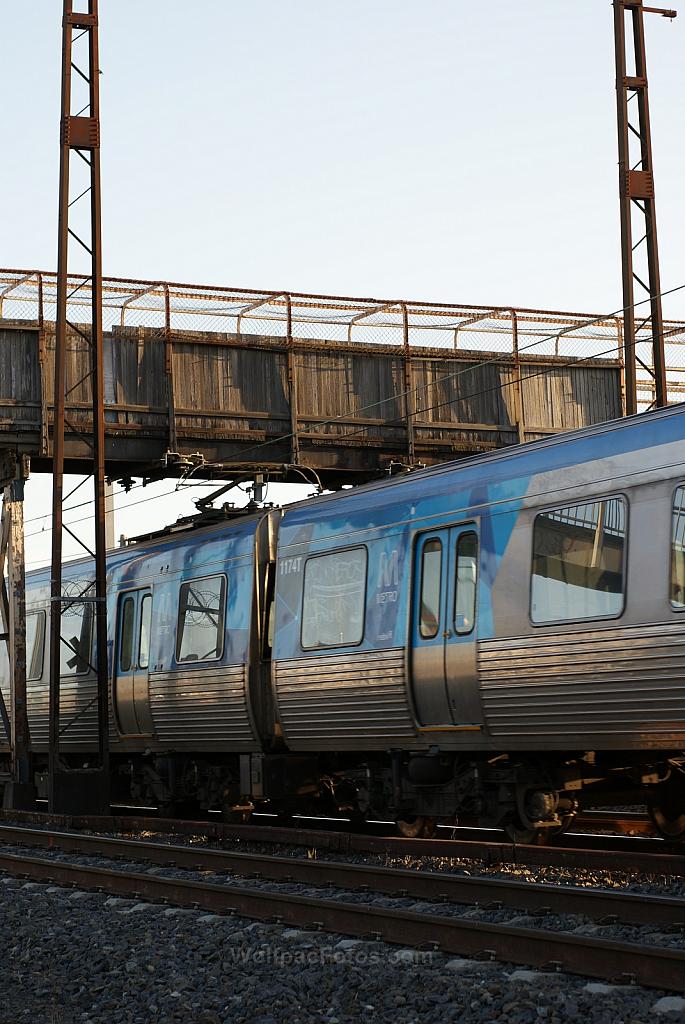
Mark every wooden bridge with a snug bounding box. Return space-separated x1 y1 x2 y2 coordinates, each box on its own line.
1 268 681 487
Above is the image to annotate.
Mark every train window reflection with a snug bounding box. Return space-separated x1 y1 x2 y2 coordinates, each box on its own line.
26 610 46 681
60 595 94 675
301 547 367 649
455 533 478 635
419 538 442 639
670 487 685 607
531 497 626 624
139 594 152 669
176 575 226 663
119 596 135 672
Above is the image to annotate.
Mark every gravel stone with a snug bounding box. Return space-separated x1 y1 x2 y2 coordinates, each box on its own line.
583 982 634 994
120 902 157 914
445 957 499 972
654 996 685 1014
509 970 548 984
392 948 435 964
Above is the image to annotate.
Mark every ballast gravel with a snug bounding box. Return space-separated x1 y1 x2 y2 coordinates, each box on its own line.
4 817 685 899
1 875 684 1024
1 840 684 953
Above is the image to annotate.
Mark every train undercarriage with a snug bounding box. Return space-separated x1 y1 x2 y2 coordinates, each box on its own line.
18 746 679 844
6 747 683 843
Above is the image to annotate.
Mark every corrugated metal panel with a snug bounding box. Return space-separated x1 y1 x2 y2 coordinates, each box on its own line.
479 622 685 737
27 677 101 748
274 649 416 745
149 664 255 746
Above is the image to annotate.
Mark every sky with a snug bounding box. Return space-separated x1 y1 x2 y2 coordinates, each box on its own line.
2 0 684 568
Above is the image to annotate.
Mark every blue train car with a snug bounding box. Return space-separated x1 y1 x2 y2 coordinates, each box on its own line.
1 512 276 815
271 403 685 838
1 404 684 839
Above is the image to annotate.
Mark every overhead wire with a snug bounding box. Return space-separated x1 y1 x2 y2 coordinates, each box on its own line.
23 480 215 541
24 476 154 526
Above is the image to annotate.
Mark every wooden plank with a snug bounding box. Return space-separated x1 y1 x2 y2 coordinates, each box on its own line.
0 322 624 482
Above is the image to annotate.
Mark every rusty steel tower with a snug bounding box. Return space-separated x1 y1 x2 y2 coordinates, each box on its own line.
49 0 110 813
613 0 676 413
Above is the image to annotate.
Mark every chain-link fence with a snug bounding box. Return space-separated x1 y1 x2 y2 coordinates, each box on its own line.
1 267 684 413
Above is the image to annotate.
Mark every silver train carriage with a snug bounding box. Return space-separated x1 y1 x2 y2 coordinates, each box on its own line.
1 403 684 841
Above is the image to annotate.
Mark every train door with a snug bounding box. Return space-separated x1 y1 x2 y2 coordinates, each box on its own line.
410 526 482 727
114 589 154 736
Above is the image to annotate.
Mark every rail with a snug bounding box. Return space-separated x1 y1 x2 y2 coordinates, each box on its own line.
0 823 682 926
0 826 683 991
1 808 683 876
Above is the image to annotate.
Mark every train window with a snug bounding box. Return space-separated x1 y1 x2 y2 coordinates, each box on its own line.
454 532 478 635
419 538 442 639
531 497 626 624
176 575 226 663
262 562 276 660
301 547 367 649
119 596 135 672
670 486 685 607
139 593 152 669
60 599 94 675
26 610 46 681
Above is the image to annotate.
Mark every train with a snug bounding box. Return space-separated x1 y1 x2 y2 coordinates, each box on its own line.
2 402 685 842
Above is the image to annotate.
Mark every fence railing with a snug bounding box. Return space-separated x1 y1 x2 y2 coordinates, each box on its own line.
1 268 684 411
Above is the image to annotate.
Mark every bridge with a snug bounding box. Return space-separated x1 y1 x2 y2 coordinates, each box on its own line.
3 268 680 487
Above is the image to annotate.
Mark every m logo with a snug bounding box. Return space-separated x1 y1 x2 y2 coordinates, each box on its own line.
380 549 400 589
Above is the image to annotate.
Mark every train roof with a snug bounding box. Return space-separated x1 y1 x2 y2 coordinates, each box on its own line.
279 402 685 537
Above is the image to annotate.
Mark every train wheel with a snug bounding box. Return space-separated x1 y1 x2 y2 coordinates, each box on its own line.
506 788 562 845
396 816 436 839
648 777 685 842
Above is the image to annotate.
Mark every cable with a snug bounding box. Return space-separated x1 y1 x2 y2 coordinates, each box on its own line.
23 476 152 526
24 483 201 540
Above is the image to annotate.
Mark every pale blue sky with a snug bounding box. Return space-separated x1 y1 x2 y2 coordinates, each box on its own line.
2 1 684 565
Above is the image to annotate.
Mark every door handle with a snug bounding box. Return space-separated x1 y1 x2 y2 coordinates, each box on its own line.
443 629 452 639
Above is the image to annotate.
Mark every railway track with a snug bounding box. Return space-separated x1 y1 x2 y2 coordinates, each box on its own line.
1 808 682 876
0 823 683 992
0 822 683 925
8 804 657 836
